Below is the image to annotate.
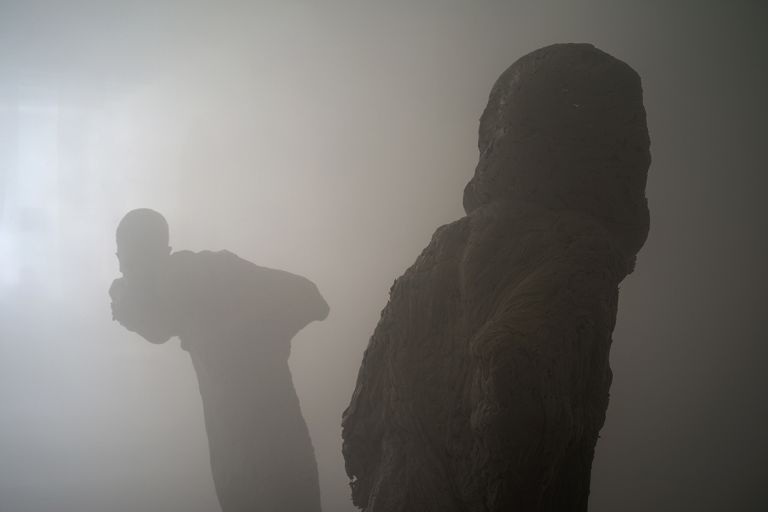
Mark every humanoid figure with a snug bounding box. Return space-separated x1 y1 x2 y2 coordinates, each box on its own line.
342 43 650 512
110 209 328 512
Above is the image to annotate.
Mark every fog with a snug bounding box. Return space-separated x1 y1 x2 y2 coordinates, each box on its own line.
0 1 765 511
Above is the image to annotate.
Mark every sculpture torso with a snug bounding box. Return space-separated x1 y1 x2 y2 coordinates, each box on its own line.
343 200 626 512
116 249 328 512
342 43 649 512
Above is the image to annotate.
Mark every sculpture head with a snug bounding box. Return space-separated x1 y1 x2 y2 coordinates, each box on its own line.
463 43 650 258
116 208 171 279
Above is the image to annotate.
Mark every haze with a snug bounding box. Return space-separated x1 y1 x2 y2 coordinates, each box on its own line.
0 1 765 511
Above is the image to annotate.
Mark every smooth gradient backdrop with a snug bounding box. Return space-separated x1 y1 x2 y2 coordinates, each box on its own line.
0 1 765 511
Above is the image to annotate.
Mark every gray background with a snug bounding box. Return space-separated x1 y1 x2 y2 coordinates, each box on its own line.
0 1 765 510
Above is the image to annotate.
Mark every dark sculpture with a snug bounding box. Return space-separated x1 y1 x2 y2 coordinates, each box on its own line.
342 43 650 511
109 209 329 512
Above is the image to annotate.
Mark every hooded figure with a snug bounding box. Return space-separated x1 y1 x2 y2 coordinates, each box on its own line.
110 209 329 512
342 43 650 512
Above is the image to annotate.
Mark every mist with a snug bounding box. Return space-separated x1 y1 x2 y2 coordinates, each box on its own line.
0 1 766 511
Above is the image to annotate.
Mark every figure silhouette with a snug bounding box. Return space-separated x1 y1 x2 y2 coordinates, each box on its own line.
110 208 328 512
342 43 650 511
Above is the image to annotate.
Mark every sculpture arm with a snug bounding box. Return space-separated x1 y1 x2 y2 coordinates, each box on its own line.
109 277 175 344
302 277 329 323
272 272 329 334
467 247 621 509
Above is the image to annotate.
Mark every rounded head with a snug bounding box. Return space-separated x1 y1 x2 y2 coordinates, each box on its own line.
463 43 650 256
116 208 171 277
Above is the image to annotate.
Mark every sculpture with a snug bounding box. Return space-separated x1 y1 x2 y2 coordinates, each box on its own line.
110 209 328 512
342 43 650 511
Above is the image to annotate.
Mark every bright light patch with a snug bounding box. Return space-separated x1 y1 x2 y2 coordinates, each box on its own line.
0 87 60 295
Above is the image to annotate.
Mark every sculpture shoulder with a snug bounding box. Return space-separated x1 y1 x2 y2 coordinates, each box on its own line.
173 249 307 280
461 201 621 273
407 216 473 276
168 249 272 283
375 217 471 335
169 249 328 326
169 249 323 296
169 248 245 268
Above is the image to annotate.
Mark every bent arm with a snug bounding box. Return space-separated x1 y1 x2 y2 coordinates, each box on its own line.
304 279 330 323
271 272 329 334
466 249 621 509
110 277 175 344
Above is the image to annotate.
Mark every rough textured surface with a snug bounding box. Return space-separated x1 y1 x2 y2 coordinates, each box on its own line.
342 43 650 512
110 216 329 512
